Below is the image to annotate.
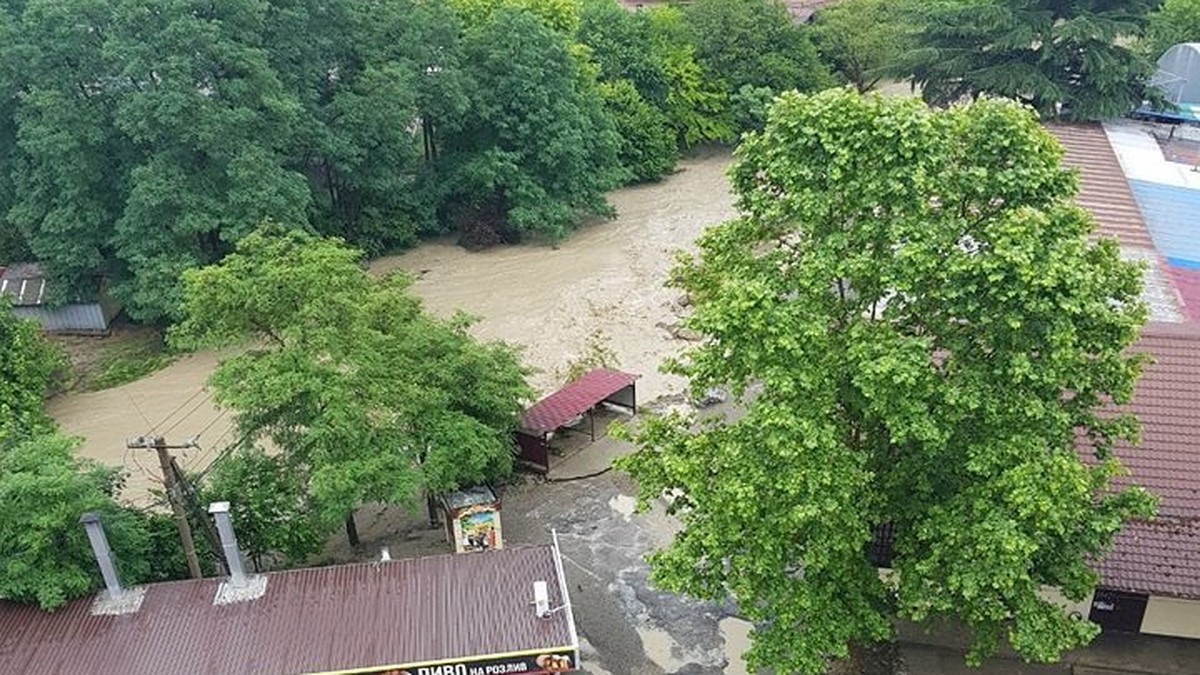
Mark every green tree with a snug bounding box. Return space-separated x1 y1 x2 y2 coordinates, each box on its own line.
449 0 583 34
901 0 1157 120
202 446 324 570
0 299 67 444
171 228 531 542
0 432 151 610
1144 0 1200 61
441 8 621 244
646 6 733 146
6 0 131 302
105 0 311 321
811 0 916 93
578 0 670 105
685 0 833 95
599 80 677 182
617 90 1155 673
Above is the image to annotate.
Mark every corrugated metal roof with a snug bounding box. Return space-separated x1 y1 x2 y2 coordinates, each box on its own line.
1092 323 1200 598
0 262 49 307
0 545 576 675
1046 124 1157 249
1129 179 1200 265
522 369 638 434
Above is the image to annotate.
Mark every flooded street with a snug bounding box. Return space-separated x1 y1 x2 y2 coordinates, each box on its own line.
48 150 737 501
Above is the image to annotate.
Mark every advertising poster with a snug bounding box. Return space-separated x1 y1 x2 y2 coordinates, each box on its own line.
324 649 578 675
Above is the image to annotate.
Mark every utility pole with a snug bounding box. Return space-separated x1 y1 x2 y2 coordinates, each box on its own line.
128 435 203 579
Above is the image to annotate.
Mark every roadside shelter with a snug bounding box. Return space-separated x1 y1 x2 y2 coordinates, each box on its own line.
515 369 638 473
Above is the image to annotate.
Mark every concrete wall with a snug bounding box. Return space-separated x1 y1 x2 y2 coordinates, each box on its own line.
1140 596 1200 640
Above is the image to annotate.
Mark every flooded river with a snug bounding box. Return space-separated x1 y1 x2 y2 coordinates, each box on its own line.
48 150 737 502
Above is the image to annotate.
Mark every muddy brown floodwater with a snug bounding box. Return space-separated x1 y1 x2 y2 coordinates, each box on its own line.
48 150 736 503
373 149 737 402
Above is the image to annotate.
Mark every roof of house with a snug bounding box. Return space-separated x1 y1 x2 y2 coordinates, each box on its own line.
0 262 49 307
1095 323 1200 599
1047 124 1158 250
0 545 577 675
521 369 638 434
1047 123 1187 323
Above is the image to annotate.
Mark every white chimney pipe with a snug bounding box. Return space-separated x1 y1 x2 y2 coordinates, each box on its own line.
207 502 246 586
80 512 123 598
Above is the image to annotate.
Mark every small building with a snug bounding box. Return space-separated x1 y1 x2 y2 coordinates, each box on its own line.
0 527 581 675
0 262 120 334
443 485 504 553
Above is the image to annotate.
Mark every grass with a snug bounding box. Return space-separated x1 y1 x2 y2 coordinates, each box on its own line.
85 331 177 391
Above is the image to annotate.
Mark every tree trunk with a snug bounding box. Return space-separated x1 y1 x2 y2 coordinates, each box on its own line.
427 494 440 529
345 512 360 547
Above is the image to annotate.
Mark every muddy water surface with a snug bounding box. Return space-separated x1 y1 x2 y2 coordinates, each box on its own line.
374 150 736 401
50 151 736 502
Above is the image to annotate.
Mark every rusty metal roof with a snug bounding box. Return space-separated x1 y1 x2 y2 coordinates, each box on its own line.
0 263 49 307
0 545 577 675
521 369 638 434
1046 124 1157 250
1093 323 1200 598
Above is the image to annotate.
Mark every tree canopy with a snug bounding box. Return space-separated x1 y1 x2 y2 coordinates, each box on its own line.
617 89 1155 673
811 0 915 93
900 0 1158 120
171 227 531 540
1144 0 1200 61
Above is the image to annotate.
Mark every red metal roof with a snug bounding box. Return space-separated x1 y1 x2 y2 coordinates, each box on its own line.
521 369 638 434
1046 123 1157 250
1092 323 1200 598
0 545 576 675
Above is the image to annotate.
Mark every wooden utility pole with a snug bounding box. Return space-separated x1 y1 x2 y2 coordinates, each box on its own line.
128 435 203 579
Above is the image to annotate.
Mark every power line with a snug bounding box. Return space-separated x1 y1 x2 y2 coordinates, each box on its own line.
160 390 214 437
150 387 207 434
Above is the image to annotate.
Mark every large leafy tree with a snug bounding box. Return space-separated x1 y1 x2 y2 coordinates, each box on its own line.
171 228 531 540
901 0 1157 120
684 0 833 96
599 79 677 183
6 0 131 301
618 90 1155 673
811 0 916 93
202 446 324 571
440 8 621 243
105 0 311 321
0 432 152 610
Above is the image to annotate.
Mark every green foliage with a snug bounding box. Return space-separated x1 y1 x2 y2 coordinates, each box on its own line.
560 328 618 384
0 299 67 443
443 8 622 242
0 432 151 610
86 332 175 392
1144 0 1200 60
449 0 584 34
684 0 834 95
617 90 1155 673
900 0 1158 120
171 228 531 532
643 6 734 146
811 0 916 93
599 80 677 182
203 447 324 570
730 84 776 134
